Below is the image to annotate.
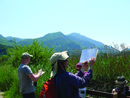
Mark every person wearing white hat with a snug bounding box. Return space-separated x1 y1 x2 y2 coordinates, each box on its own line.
50 51 96 98
112 76 130 96
18 52 43 98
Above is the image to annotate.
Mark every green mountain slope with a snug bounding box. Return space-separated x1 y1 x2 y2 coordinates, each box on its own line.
0 34 14 46
66 35 95 48
16 32 82 52
17 39 34 46
0 32 120 54
68 33 104 47
6 36 24 42
38 32 81 52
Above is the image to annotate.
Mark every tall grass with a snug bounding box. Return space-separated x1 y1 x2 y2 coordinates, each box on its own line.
0 64 15 91
88 53 130 92
0 41 130 98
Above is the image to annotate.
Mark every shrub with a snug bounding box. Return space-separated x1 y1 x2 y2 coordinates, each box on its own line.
5 69 22 98
6 39 54 67
0 65 15 91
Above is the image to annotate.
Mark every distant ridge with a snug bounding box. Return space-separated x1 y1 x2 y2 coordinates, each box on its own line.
0 34 6 39
0 32 120 53
68 33 104 47
37 32 81 52
6 36 24 42
0 34 14 46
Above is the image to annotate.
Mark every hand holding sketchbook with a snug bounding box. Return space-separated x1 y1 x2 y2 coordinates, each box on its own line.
41 71 45 75
79 48 98 63
34 71 45 75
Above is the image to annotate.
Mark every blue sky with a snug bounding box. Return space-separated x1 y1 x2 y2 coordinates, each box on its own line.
0 0 130 49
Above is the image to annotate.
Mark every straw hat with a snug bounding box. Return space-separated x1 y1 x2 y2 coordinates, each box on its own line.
115 76 128 85
50 51 69 78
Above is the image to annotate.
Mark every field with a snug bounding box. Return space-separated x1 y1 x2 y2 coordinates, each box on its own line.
0 40 130 98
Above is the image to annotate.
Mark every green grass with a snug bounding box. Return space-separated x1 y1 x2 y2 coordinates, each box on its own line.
0 41 130 98
1 53 130 98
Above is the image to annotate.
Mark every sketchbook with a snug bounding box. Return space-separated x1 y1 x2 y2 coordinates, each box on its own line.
79 48 98 63
41 71 45 75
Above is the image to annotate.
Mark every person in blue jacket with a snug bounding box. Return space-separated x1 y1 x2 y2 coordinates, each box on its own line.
112 76 130 96
50 51 96 98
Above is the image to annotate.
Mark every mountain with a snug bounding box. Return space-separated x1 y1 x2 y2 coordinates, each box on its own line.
16 39 34 46
0 34 14 46
0 32 120 54
37 32 82 52
67 33 120 54
6 36 24 42
67 33 104 47
16 32 81 52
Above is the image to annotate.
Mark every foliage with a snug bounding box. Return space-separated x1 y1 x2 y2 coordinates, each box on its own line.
30 62 52 98
5 69 22 98
88 52 130 92
0 44 130 98
0 64 15 91
0 55 9 63
6 39 54 67
0 44 12 56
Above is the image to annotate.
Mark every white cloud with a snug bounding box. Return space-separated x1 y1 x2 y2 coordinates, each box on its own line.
37 34 44 38
32 34 44 38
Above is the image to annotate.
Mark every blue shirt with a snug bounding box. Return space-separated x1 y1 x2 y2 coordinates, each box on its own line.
56 69 92 98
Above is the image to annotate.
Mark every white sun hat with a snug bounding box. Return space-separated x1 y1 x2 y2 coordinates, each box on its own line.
50 51 69 78
115 76 128 85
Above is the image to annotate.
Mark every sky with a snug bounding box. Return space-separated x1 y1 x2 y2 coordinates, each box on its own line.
0 0 130 50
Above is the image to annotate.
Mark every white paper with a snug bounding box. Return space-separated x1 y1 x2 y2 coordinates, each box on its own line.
41 71 45 75
79 48 98 63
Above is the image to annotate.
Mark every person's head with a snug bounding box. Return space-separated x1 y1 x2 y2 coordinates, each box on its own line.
115 76 128 86
21 52 33 64
76 63 82 71
50 51 69 78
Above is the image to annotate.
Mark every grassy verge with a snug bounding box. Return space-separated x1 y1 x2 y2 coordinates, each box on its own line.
0 40 130 97
1 53 130 98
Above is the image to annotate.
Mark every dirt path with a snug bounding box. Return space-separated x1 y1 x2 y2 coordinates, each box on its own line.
0 92 4 98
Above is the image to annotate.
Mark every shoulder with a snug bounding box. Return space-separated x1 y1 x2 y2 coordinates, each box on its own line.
22 65 32 74
22 65 31 70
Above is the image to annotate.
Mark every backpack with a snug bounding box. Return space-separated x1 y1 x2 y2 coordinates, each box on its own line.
40 72 64 98
40 78 57 98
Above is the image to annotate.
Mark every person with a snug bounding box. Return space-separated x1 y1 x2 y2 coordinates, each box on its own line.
50 51 96 98
75 63 87 98
112 76 130 96
18 52 43 98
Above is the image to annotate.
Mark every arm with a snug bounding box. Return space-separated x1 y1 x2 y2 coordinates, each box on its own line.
28 69 42 82
81 57 95 72
66 69 92 88
67 57 95 88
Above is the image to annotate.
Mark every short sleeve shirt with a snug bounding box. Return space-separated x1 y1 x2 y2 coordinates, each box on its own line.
18 64 35 94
